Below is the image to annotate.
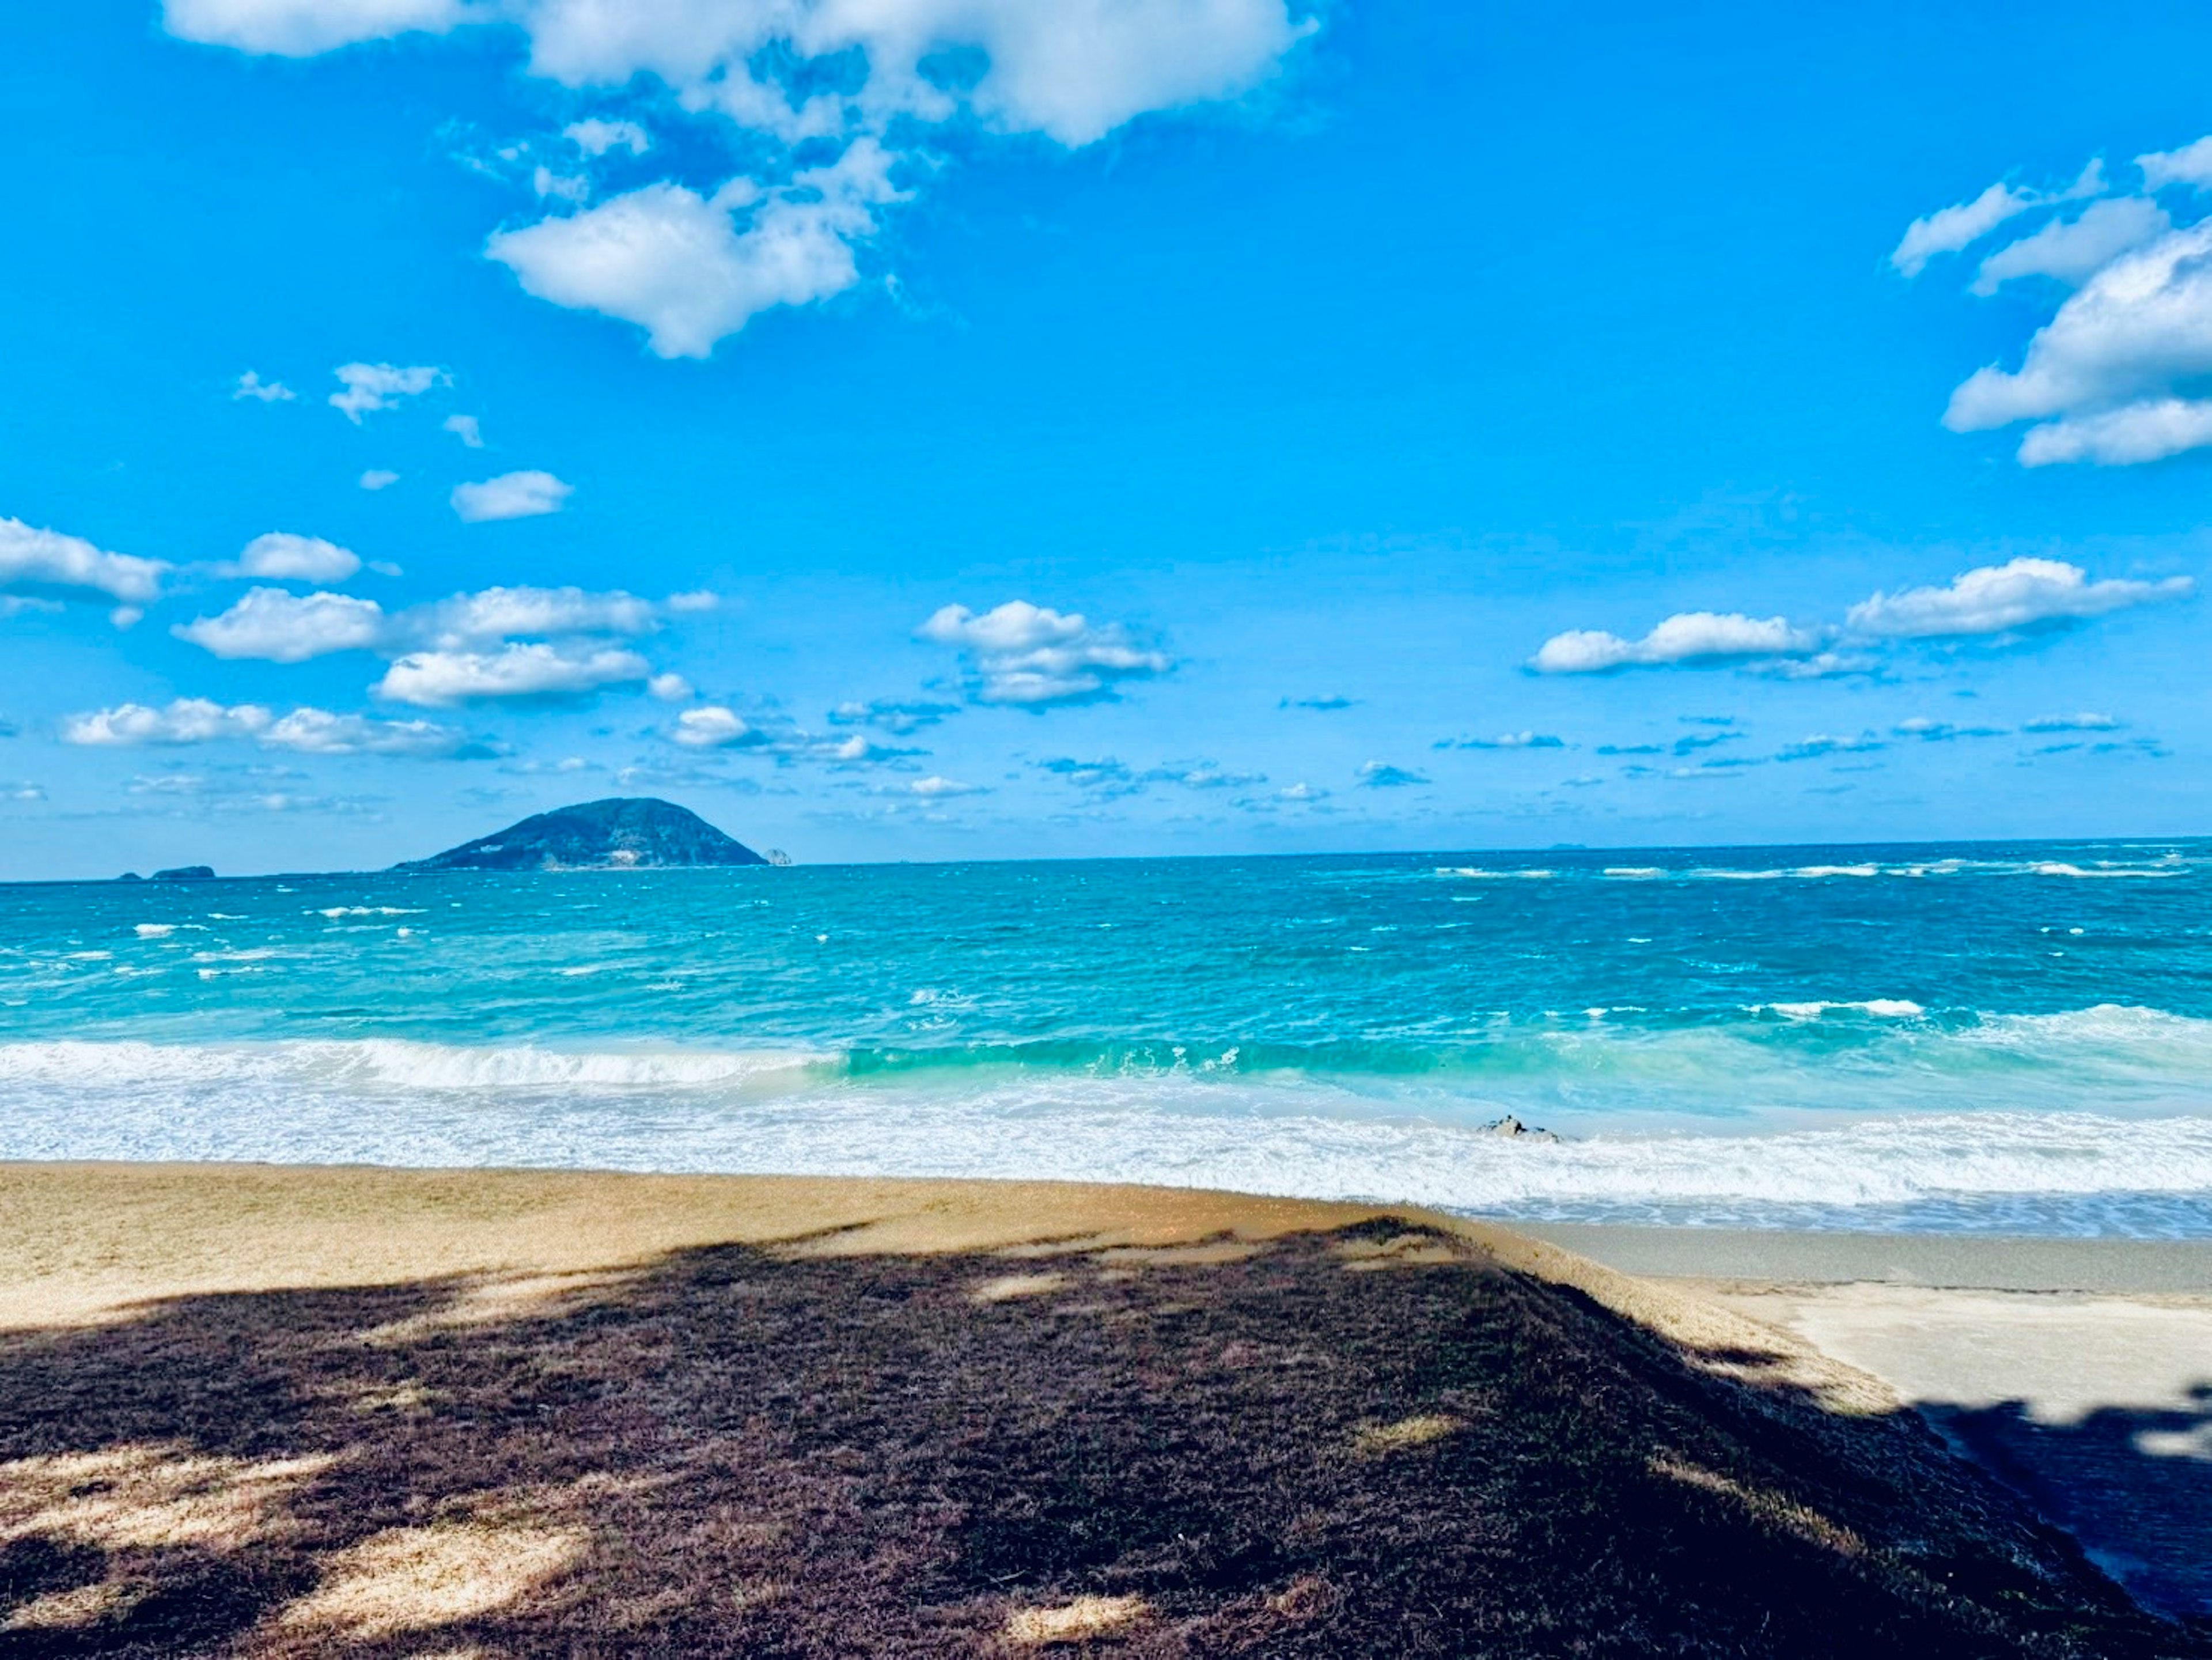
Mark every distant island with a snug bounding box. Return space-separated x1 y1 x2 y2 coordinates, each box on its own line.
395 798 778 872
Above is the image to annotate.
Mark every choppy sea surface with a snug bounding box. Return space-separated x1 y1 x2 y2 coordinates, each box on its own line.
4 840 2211 1237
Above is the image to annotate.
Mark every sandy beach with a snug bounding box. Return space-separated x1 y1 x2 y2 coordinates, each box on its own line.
0 1163 2200 1657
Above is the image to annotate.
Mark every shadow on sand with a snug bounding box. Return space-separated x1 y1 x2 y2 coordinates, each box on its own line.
0 1220 2202 1657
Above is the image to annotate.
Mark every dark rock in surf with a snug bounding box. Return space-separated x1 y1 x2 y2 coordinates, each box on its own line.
1482 1116 1561 1143
395 797 771 873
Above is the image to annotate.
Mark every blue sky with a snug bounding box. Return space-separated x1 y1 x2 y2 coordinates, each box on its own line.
3 1 2210 876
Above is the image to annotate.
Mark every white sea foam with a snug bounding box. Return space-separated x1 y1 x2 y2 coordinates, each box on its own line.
1437 867 1554 880
0 1036 2206 1232
133 924 174 938
1790 865 1880 879
1762 999 1926 1020
315 906 427 918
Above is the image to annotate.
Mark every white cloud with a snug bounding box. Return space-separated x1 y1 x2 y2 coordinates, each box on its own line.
2014 399 2212 467
0 517 168 607
359 469 401 490
444 413 485 447
172 581 670 665
671 705 765 749
376 643 649 705
1276 781 1328 802
830 697 957 733
184 1 1308 355
647 671 693 701
1891 162 2101 277
2138 135 2212 192
1844 557 2192 638
164 0 472 54
173 587 387 662
410 584 653 644
2023 712 2121 732
532 166 590 203
918 599 1172 706
65 698 479 758
1529 612 1816 674
1945 218 2212 464
487 149 902 358
63 698 273 747
329 361 446 422
232 369 295 402
450 470 573 521
1971 196 2170 294
261 708 482 757
665 589 719 612
566 117 649 157
225 531 362 583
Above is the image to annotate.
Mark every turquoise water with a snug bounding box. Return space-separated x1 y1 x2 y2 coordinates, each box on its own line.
5 839 2212 1235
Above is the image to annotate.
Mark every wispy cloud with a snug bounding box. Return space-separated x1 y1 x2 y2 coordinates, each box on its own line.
328 361 446 423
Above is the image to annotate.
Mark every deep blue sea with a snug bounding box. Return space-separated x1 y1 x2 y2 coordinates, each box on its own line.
5 838 2211 1237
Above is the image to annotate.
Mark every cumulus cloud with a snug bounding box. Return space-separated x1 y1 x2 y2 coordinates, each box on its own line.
2138 137 2212 192
1276 781 1328 802
647 671 693 702
1970 196 2171 295
329 362 446 422
1355 761 1427 789
411 584 654 644
173 588 387 662
63 698 273 746
444 413 485 447
1536 556 2189 675
1908 142 2212 467
232 370 295 402
1844 557 2191 638
173 582 665 665
488 148 902 359
451 470 573 521
671 705 767 749
66 697 481 758
223 532 362 583
0 517 168 608
177 1 1312 355
260 708 485 757
918 599 1172 707
2023 712 2121 732
163 0 472 55
360 469 401 491
376 643 650 706
1890 162 2101 277
1530 612 1817 674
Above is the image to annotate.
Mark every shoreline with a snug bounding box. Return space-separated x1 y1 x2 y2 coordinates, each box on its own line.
1 1160 2203 1646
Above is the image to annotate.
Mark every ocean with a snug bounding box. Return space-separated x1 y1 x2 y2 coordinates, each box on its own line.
3 838 2210 1238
